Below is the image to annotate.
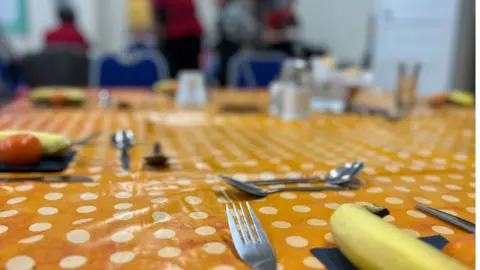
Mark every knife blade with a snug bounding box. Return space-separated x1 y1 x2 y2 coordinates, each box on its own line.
416 204 475 234
0 176 93 183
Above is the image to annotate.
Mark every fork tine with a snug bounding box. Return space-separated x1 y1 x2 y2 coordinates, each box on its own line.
233 204 250 244
226 205 244 249
246 202 269 243
240 203 257 243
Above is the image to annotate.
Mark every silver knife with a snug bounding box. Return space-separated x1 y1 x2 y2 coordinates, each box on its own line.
416 204 475 233
0 176 93 183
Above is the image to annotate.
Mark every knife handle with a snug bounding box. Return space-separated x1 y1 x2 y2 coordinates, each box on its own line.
121 148 130 170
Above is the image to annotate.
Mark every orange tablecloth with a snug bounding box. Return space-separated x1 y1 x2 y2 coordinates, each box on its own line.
0 91 475 269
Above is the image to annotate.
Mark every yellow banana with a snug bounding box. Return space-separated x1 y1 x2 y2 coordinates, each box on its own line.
330 204 468 270
0 130 71 156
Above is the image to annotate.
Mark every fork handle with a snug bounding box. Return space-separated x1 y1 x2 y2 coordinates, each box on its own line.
249 177 322 186
270 186 349 193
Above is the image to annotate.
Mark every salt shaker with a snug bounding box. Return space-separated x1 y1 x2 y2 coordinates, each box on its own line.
280 59 312 120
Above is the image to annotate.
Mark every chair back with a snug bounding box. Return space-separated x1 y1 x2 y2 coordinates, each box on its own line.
227 51 287 88
92 52 168 87
24 47 90 88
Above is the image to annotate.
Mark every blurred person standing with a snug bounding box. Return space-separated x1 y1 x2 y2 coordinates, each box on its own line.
152 0 203 78
215 0 257 86
264 0 298 56
44 7 89 51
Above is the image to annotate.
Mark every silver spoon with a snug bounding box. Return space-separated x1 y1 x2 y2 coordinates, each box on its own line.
248 161 364 186
111 130 135 170
219 175 354 198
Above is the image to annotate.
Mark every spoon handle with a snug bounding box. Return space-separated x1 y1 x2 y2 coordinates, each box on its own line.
121 148 130 170
249 177 322 186
270 186 349 193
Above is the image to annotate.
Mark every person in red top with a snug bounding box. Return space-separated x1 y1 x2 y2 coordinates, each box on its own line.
45 8 89 51
264 0 298 56
153 0 203 78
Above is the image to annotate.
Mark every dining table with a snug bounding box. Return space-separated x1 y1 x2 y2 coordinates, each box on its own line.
0 89 475 269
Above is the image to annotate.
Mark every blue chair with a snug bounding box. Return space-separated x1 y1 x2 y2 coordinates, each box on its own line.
227 51 287 88
91 52 169 87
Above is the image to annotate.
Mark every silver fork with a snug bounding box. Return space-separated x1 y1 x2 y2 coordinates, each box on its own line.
226 202 277 270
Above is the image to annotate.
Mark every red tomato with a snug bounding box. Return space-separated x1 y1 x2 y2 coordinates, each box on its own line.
0 134 43 166
443 234 475 268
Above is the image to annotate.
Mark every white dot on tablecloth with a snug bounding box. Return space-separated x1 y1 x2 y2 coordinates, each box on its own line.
83 182 100 187
366 187 383 194
148 191 165 196
177 179 192 186
19 235 44 244
467 207 475 213
301 163 315 170
5 255 36 270
44 192 63 200
400 176 416 183
115 192 132 199
38 207 58 216
111 231 134 243
468 193 475 198
7 197 26 205
307 219 327 226
324 203 340 210
286 236 308 247
50 183 68 189
211 185 226 192
113 211 134 221
310 193 327 199
189 212 208 219
0 210 18 218
114 203 133 210
383 215 395 222
324 233 335 244
203 242 226 254
158 247 181 258
407 210 426 218
29 223 52 232
303 256 325 269
66 229 90 244
77 206 96 214
152 211 172 223
195 226 216 236
338 191 356 197
448 174 464 180
88 166 103 173
394 186 411 193
355 201 373 206
150 197 168 204
403 229 421 237
375 177 392 183
272 221 291 229
432 225 454 235
15 184 34 192
385 197 404 205
59 255 87 269
0 225 8 234
293 205 311 213
420 186 437 192
441 195 460 203
154 229 176 239
441 209 458 216
185 196 202 205
280 192 297 199
72 218 93 225
424 175 441 182
385 166 399 173
445 184 462 191
80 193 98 200
259 207 277 215
110 251 135 264
212 265 235 270
469 182 475 188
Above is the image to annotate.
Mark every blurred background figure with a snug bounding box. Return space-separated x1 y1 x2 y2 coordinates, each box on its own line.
264 0 299 56
44 7 89 51
215 0 257 86
153 0 203 78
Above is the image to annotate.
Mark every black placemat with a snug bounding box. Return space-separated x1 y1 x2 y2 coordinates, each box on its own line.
310 235 449 270
0 151 76 173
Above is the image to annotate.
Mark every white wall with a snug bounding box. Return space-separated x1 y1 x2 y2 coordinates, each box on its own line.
296 0 375 63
